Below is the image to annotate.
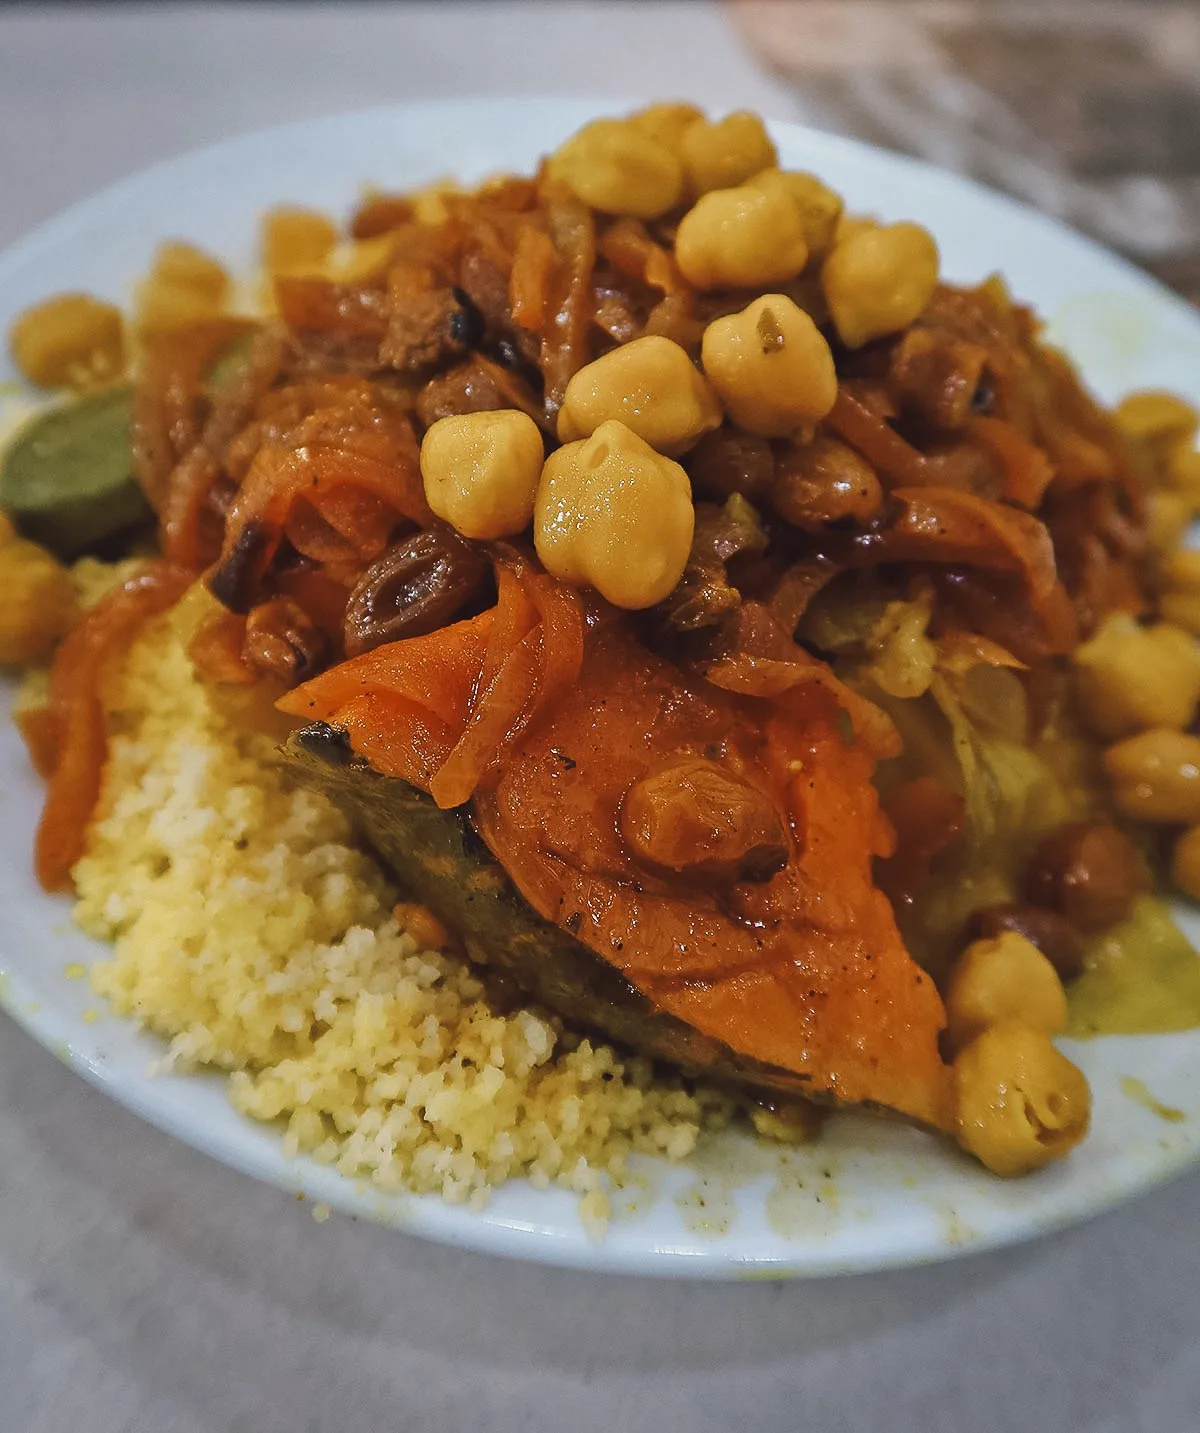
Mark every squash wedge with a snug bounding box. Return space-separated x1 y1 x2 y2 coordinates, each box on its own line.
281 595 954 1131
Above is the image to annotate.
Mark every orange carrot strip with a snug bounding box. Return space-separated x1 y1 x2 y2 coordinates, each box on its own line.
281 553 584 810
329 690 460 792
888 487 1060 606
160 445 222 568
16 707 59 780
509 225 556 332
213 437 427 610
284 486 398 567
429 558 583 807
968 415 1055 509
430 627 543 808
36 562 194 890
826 387 928 488
277 608 495 738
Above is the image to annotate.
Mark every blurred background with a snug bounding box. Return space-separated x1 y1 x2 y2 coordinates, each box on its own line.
731 0 1200 303
1 0 1197 302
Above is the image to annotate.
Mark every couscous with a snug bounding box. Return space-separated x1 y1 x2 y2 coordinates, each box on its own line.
73 592 732 1225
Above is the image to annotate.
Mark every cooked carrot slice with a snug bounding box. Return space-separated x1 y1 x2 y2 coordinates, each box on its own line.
35 561 194 889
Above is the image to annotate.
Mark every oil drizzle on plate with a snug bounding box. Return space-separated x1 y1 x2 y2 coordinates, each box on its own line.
1118 1075 1186 1124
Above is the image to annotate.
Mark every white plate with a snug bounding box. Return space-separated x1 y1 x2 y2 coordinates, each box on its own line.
3 97 1200 1279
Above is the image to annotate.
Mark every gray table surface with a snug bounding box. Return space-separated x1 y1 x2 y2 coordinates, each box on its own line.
1 6 1198 1431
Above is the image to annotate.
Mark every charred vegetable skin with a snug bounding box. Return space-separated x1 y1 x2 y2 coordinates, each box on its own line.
286 723 806 1094
286 721 941 1121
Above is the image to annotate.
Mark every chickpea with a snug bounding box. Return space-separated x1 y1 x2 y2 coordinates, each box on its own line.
534 419 694 610
953 1023 1091 1177
557 336 722 457
701 294 837 438
261 206 340 275
1158 549 1200 633
548 119 683 220
1114 390 1198 447
136 240 230 333
835 213 880 245
675 183 809 292
420 409 544 540
1146 489 1192 554
153 240 228 297
773 434 883 530
1073 613 1200 738
9 292 125 390
0 536 77 664
822 221 940 348
627 102 706 155
1171 824 1200 901
747 169 844 255
679 111 777 196
1164 442 1200 508
1104 729 1200 824
944 932 1068 1053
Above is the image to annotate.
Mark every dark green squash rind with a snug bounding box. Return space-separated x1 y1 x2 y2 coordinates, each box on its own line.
0 385 150 558
283 722 838 1106
1 335 257 561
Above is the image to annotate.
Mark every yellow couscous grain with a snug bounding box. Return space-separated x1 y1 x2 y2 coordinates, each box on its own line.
74 601 732 1220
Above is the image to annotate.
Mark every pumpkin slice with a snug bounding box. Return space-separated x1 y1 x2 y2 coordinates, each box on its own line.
280 585 952 1129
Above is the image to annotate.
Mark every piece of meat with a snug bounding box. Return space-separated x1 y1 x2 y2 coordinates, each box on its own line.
379 281 480 374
